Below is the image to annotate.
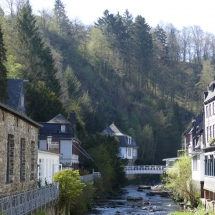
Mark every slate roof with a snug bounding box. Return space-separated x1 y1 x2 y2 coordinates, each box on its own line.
47 114 70 124
38 114 76 140
101 123 138 148
0 101 41 127
6 79 26 114
204 81 215 104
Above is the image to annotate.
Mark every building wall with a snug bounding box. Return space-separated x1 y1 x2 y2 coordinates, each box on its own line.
38 150 61 186
192 153 205 182
0 108 39 196
39 139 80 167
204 101 215 146
60 140 72 165
119 147 138 165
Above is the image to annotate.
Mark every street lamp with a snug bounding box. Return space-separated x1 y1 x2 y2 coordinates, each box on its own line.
47 135 52 150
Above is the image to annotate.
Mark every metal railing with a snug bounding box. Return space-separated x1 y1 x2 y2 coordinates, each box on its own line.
0 183 59 215
80 172 101 182
124 165 166 174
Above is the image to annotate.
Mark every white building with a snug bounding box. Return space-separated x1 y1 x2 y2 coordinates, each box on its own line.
38 112 81 169
101 123 138 165
203 81 215 201
38 150 62 186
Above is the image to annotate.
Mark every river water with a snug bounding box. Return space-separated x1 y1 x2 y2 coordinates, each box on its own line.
85 184 182 215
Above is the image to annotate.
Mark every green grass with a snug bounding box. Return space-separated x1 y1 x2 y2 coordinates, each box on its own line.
169 213 194 215
34 211 47 215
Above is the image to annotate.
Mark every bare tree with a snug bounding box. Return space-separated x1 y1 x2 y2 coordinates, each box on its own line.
179 27 192 62
203 33 213 60
165 23 180 62
191 25 203 63
0 0 26 16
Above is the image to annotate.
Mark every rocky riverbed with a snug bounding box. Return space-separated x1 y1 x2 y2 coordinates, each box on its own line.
85 184 182 215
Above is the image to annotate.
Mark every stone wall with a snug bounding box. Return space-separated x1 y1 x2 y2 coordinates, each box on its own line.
0 107 39 196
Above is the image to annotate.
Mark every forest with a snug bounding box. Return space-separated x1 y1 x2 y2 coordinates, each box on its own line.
0 0 215 168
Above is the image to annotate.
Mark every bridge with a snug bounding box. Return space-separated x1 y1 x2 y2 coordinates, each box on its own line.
124 165 166 174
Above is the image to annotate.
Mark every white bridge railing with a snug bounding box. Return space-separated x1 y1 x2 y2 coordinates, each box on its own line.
80 172 101 182
124 165 166 174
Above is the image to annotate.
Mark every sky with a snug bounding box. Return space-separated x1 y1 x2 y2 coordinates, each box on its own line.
20 0 215 35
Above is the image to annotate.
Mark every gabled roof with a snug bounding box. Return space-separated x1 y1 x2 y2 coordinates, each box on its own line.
6 79 26 114
47 114 70 124
204 81 215 104
101 123 138 148
101 123 124 136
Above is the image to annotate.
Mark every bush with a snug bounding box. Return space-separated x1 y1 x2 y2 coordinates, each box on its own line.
53 169 85 215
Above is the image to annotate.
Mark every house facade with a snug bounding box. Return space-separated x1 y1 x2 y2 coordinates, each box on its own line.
38 112 80 169
101 123 138 165
184 112 204 198
184 81 215 204
0 102 41 196
38 150 62 186
203 81 215 201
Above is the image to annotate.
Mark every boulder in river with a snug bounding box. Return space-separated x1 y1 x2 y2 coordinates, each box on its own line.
142 200 151 205
127 196 143 201
138 185 151 189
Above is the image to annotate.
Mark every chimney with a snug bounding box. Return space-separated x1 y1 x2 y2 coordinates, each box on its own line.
70 111 76 125
204 92 208 100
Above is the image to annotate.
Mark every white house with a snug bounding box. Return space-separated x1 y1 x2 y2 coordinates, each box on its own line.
38 150 62 186
183 112 205 198
38 112 81 169
203 81 215 201
101 123 138 165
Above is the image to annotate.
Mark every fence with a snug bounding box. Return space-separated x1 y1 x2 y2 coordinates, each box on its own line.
124 165 166 174
0 183 59 215
80 172 101 182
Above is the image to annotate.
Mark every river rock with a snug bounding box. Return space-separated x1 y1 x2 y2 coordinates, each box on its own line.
142 200 151 205
138 185 151 190
127 196 143 201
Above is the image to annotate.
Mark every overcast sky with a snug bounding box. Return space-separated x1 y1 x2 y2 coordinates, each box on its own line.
5 0 215 34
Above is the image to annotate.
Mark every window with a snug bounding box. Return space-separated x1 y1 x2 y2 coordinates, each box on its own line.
205 155 215 177
213 102 214 115
205 156 208 175
20 138 26 181
2 111 4 121
38 159 44 179
61 125 66 132
48 140 60 153
210 126 212 138
7 135 15 183
30 141 36 180
128 148 131 157
193 156 199 171
209 104 211 116
206 106 208 118
213 125 215 138
21 95 24 107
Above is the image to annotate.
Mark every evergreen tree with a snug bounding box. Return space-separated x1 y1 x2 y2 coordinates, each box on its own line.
54 0 71 38
132 15 153 91
16 1 61 96
25 81 66 122
0 24 8 102
64 65 81 99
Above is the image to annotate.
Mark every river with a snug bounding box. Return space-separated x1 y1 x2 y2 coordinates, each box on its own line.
85 184 182 215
